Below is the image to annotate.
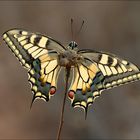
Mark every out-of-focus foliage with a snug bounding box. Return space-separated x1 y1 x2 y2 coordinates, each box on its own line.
0 1 140 139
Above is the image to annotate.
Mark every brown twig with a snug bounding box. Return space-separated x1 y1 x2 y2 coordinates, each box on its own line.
56 67 70 140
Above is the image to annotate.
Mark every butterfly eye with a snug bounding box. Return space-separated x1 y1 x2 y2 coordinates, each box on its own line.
69 41 78 49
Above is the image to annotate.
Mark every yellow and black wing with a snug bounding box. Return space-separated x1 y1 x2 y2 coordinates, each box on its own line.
68 58 104 114
68 49 140 113
28 54 62 105
3 29 65 104
3 29 66 69
79 50 140 89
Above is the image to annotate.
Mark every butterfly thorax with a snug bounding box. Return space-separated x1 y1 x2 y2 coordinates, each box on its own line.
58 49 83 68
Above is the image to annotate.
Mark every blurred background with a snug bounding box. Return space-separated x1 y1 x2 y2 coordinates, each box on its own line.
0 1 140 139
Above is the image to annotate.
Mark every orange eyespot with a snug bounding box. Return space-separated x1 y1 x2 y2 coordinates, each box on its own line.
50 87 56 95
68 90 75 99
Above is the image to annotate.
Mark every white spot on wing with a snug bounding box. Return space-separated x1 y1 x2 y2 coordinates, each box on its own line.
98 64 106 76
104 66 112 76
3 34 7 39
17 36 27 42
100 54 108 64
110 67 118 75
22 31 28 35
20 40 27 46
112 58 118 66
120 64 127 72
122 60 128 65
117 66 123 73
28 46 39 54
38 37 48 47
24 43 33 49
30 35 36 43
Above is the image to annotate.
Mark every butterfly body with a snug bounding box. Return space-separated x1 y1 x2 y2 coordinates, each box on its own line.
58 45 83 67
3 29 140 113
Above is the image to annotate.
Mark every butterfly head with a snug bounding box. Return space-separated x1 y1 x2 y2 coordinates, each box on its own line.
68 41 78 50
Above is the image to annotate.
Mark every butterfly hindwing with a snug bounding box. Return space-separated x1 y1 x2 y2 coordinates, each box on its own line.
68 58 104 111
28 54 61 104
3 29 66 69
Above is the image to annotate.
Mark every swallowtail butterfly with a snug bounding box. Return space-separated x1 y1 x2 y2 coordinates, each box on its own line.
3 29 140 114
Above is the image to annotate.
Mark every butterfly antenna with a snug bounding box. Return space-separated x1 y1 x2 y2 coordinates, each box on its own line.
71 18 74 40
76 20 85 39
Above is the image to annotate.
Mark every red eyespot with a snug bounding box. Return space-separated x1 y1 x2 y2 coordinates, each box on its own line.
68 90 75 99
50 87 56 95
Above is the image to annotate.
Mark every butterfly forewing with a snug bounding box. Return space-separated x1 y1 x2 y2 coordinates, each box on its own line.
3 29 66 69
78 50 140 90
